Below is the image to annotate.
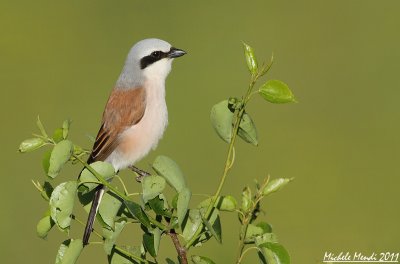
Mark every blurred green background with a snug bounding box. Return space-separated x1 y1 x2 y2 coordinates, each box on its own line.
1 0 399 263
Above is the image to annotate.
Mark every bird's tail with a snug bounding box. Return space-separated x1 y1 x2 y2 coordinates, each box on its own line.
82 184 105 246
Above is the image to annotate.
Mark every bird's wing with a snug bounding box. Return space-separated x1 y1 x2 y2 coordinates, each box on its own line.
87 87 146 163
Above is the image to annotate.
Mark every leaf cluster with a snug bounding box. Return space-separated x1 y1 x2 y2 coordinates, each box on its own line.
19 42 295 264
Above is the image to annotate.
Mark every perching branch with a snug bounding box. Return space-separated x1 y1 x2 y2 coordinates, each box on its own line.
168 229 188 264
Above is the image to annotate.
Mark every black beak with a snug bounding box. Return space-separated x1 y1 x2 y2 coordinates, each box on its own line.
168 47 186 58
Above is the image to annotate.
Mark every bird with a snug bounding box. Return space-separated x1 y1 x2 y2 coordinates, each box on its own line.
81 38 186 246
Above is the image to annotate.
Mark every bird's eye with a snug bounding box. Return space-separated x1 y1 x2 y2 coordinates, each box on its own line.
151 51 161 58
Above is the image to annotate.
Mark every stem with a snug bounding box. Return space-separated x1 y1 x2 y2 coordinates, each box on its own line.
185 75 258 249
208 109 242 212
165 216 188 264
78 180 102 186
236 246 259 264
115 175 129 196
74 155 131 201
114 245 151 264
236 219 251 263
168 229 188 264
235 178 269 263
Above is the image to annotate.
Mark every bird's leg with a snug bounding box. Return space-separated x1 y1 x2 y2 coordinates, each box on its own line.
129 165 151 182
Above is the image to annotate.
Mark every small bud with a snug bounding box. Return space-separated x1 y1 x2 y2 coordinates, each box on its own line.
73 145 84 155
62 119 71 139
228 97 238 112
36 116 48 138
263 178 293 196
19 138 45 153
241 186 252 212
243 42 258 75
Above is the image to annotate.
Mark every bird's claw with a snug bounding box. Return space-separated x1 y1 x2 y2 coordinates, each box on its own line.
129 166 151 182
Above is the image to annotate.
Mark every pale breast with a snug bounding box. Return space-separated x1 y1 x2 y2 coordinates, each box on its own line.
105 81 168 171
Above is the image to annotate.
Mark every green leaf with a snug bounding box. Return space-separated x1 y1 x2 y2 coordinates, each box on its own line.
197 195 237 212
109 251 136 264
77 188 96 214
238 113 258 146
42 150 52 174
263 178 293 196
98 192 123 230
124 200 151 228
50 181 77 230
241 186 252 212
62 119 71 139
255 233 278 246
55 239 83 264
152 155 186 192
202 210 222 243
143 232 156 258
78 161 115 193
259 80 295 104
36 215 55 239
256 222 273 233
36 181 53 201
37 116 48 137
148 195 172 217
210 100 234 143
182 209 202 242
103 218 127 255
143 228 162 258
169 217 179 230
166 258 177 264
258 242 290 264
177 187 191 227
243 42 258 75
53 128 64 143
195 208 220 247
192 255 217 264
48 140 73 178
142 175 166 204
19 138 45 153
152 228 162 256
108 246 146 264
245 222 272 243
171 193 178 209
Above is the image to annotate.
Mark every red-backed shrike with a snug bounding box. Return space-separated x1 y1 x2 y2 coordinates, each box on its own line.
81 38 186 245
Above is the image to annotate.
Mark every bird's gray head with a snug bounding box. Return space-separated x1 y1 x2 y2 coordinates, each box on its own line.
116 38 186 88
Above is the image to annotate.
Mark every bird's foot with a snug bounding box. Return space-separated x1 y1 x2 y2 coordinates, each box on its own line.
129 165 151 182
